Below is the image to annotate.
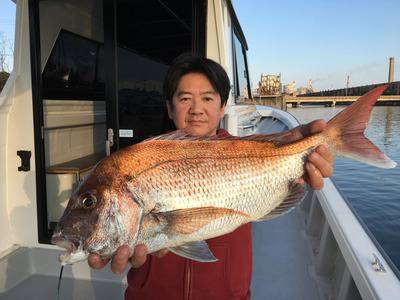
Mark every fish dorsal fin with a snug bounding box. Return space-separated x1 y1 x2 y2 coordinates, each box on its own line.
155 206 249 235
257 181 306 222
169 241 217 262
148 130 193 141
146 129 294 144
147 130 236 141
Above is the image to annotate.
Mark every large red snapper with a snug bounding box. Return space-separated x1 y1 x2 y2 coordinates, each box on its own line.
51 85 396 265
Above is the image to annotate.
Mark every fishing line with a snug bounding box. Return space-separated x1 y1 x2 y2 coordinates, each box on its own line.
57 265 64 300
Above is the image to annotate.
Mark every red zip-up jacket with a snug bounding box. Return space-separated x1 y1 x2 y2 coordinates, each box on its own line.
125 129 252 300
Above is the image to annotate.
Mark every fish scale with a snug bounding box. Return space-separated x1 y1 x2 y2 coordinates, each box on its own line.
134 150 308 253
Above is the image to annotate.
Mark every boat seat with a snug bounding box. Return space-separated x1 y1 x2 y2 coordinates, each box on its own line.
45 152 105 224
46 152 104 181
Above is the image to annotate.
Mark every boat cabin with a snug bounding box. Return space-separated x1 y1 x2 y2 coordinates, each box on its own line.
3 0 252 247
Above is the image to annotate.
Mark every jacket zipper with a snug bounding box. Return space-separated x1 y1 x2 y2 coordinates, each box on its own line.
185 260 191 300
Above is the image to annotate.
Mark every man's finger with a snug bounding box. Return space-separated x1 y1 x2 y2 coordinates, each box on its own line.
305 162 324 190
111 245 132 275
281 119 327 145
88 254 110 269
316 145 335 165
309 147 334 177
283 126 304 143
130 244 148 268
300 119 327 136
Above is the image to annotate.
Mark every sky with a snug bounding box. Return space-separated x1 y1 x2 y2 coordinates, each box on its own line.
232 0 400 90
0 0 16 73
1 1 399 90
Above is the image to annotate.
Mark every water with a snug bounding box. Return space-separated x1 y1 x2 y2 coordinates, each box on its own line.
288 105 400 273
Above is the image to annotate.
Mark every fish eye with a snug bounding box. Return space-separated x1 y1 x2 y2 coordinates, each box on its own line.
81 195 97 209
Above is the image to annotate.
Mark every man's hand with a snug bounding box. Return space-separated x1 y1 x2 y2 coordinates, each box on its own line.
297 120 334 189
88 245 169 275
277 119 334 190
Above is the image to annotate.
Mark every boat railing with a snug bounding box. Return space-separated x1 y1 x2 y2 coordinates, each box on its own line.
301 179 400 300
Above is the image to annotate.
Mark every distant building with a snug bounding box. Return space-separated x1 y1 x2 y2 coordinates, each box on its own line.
297 79 315 95
297 87 308 95
283 81 296 95
307 79 315 93
258 73 281 95
389 57 395 83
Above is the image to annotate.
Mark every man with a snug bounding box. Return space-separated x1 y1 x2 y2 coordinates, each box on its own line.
89 54 334 299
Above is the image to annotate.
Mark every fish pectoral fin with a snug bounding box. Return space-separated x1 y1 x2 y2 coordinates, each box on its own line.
169 241 217 262
257 181 306 222
156 206 249 235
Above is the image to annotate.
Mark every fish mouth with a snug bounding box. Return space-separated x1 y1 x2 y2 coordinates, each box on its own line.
52 235 75 250
51 235 88 265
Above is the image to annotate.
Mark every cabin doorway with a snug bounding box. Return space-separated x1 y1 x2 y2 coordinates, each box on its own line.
30 0 206 243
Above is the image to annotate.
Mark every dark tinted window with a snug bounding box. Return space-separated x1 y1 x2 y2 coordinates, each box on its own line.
117 0 192 64
118 48 172 145
116 0 193 146
42 30 105 100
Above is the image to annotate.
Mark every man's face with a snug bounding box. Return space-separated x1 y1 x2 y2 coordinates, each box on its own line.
167 73 226 137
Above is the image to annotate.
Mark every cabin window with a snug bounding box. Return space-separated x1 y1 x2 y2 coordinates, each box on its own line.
232 30 251 102
117 0 193 64
116 0 195 146
0 0 16 92
117 48 170 145
42 31 105 100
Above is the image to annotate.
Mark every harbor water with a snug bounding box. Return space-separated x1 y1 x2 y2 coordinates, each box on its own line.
288 105 400 274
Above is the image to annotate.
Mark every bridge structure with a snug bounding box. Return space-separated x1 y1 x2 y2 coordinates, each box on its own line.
285 94 400 107
288 81 400 107
252 81 400 109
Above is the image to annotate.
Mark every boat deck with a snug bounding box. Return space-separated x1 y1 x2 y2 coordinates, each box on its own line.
0 247 127 300
252 208 320 300
0 208 321 300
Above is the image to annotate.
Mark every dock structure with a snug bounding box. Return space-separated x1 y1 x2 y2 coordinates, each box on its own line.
285 94 400 108
251 94 286 110
253 81 400 109
292 81 400 107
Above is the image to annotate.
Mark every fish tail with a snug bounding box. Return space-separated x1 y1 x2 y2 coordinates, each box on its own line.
325 85 397 169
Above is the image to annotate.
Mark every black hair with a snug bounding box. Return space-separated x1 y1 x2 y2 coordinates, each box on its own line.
163 53 231 107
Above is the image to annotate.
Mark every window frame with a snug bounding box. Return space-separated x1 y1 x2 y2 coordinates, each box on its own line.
231 27 252 102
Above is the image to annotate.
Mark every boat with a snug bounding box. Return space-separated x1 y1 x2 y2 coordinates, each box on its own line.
1 0 399 299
